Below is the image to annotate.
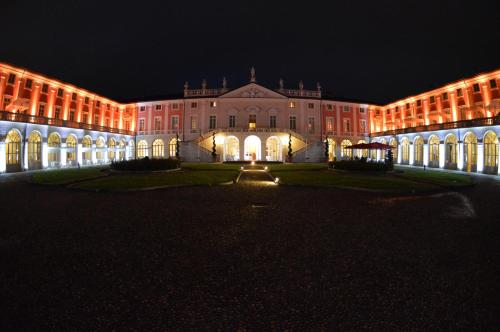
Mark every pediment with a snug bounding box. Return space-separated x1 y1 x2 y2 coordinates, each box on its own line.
219 83 287 99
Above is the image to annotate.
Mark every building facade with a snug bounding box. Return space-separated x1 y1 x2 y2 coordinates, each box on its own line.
1 61 499 176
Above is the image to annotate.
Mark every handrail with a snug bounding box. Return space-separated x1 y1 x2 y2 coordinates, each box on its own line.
195 127 306 142
0 110 134 136
371 115 500 137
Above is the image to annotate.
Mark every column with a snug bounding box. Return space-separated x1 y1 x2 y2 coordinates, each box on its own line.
104 145 109 164
42 142 48 168
63 92 71 120
0 74 6 110
397 144 402 164
76 95 83 122
477 142 484 173
439 142 445 168
376 149 381 161
91 144 97 164
47 88 56 118
409 143 414 165
30 84 41 116
60 144 67 166
261 139 266 161
457 141 464 170
23 140 28 170
0 142 6 172
77 143 82 165
423 143 429 167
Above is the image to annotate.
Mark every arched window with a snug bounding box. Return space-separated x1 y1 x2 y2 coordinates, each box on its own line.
28 131 42 170
483 131 498 174
5 130 22 172
82 136 92 164
96 137 105 162
137 140 148 158
340 139 352 159
266 137 280 162
463 132 477 172
119 139 126 160
327 138 336 161
108 138 116 161
428 135 440 168
379 138 387 160
414 136 424 166
48 132 61 147
48 133 61 165
169 138 178 158
390 138 398 162
82 136 92 148
444 134 457 169
225 136 240 161
152 139 165 158
66 135 77 165
401 137 410 164
356 140 367 158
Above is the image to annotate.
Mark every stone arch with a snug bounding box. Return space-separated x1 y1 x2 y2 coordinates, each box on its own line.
428 135 440 168
463 132 477 172
400 137 410 164
28 130 42 170
413 136 424 166
224 136 240 161
266 136 281 161
444 133 458 169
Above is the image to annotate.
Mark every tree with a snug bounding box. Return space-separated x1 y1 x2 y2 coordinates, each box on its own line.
324 136 329 159
211 132 217 158
175 132 180 158
288 133 293 159
387 149 393 163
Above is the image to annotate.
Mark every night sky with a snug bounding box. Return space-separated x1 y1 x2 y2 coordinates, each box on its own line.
1 0 498 105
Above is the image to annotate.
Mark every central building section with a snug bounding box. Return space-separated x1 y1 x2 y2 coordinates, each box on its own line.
135 69 370 162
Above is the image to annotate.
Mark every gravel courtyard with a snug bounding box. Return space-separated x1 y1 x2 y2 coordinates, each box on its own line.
0 173 499 331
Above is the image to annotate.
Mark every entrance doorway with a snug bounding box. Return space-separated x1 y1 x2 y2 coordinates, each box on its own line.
244 135 261 161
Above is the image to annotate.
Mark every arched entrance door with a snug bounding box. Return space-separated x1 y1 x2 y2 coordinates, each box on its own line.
244 135 261 161
224 136 240 161
266 136 281 161
28 131 42 170
444 134 457 169
5 130 22 172
463 132 477 172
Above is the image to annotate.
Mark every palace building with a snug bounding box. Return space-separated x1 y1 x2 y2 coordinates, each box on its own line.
1 61 499 175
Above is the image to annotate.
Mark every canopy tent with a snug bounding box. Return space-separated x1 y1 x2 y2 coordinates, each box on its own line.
345 142 394 150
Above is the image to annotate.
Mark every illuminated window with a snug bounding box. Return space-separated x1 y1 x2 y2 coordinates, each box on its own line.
341 139 352 158
139 119 145 131
210 101 217 108
209 115 216 129
48 133 61 147
229 115 236 128
289 116 296 130
66 135 77 163
6 130 21 168
169 138 178 158
490 79 497 89
343 119 351 132
360 119 367 132
472 83 480 93
82 136 92 148
289 101 296 108
428 135 440 165
484 131 498 169
108 138 116 161
38 103 45 117
25 79 33 89
190 116 197 130
154 117 161 131
414 136 424 166
28 131 42 167
445 134 458 167
308 117 315 133
249 114 256 129
269 115 276 128
326 117 334 132
152 139 165 158
7 73 16 84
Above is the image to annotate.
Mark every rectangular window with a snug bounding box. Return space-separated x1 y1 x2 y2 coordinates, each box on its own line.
84 96 89 104
94 115 99 125
156 104 162 111
42 83 49 93
490 79 497 89
360 119 367 132
457 88 463 97
308 103 314 109
106 104 110 110
249 114 256 129
209 115 216 129
326 117 334 132
191 102 198 108
386 109 391 115
269 115 276 128
96 100 101 108
154 118 161 131
25 79 33 89
406 103 410 109
289 116 296 130
83 114 88 123
72 93 77 101
229 115 236 128
38 103 45 117
190 116 197 130
327 104 333 110
210 101 217 108
417 99 422 107
343 119 351 132
105 119 110 127
139 119 145 131
172 103 179 109
473 83 480 93
442 92 448 100
359 107 366 113
289 101 296 108
308 117 315 133
125 121 130 131
57 88 64 97
343 106 349 112
171 116 179 129
140 106 146 112
430 96 435 104
69 110 75 122
54 106 61 119
7 73 16 84
3 97 11 107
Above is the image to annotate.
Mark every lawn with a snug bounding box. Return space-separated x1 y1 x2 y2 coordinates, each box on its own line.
31 167 107 185
73 170 238 190
181 162 243 171
266 163 328 172
394 166 474 187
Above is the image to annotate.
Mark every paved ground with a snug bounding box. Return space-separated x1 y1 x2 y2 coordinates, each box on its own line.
0 171 499 331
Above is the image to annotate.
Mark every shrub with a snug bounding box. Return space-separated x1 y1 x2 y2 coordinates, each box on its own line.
330 159 393 172
111 157 180 171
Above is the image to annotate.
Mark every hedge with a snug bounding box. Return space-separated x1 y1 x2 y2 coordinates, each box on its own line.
111 157 180 171
329 159 393 172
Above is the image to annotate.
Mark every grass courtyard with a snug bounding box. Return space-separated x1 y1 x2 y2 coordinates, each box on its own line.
30 162 474 192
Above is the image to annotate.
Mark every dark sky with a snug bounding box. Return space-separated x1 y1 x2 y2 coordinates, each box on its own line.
1 0 499 105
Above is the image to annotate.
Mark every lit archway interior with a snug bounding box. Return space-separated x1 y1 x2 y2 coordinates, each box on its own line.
244 135 261 161
224 136 240 161
266 136 281 161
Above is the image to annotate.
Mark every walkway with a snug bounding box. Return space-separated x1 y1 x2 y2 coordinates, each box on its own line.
237 164 276 185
